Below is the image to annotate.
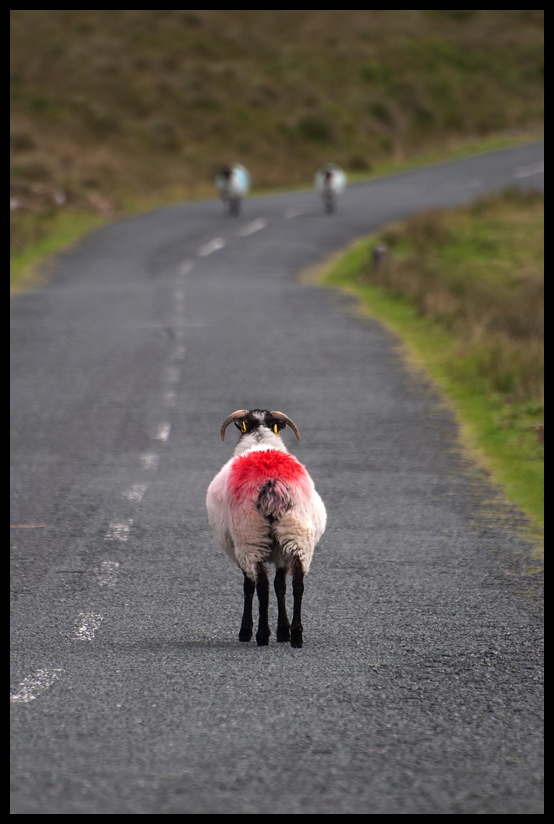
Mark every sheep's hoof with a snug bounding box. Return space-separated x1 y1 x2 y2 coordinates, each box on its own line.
239 628 252 642
256 632 270 646
290 629 303 648
277 627 290 642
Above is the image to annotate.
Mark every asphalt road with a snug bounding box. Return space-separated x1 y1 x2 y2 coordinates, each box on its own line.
11 143 544 814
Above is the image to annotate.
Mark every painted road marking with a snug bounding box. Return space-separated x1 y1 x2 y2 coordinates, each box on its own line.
514 160 544 179
140 451 160 470
105 520 133 541
284 206 309 218
180 260 194 276
165 366 181 384
97 560 120 588
173 344 186 360
11 668 64 703
154 422 171 441
122 483 148 503
198 237 226 257
163 390 176 407
237 217 267 236
74 611 104 641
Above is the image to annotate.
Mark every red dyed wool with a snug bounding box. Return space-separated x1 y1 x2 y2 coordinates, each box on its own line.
229 449 309 504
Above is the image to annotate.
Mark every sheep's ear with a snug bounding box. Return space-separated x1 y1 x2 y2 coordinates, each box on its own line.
221 409 249 440
270 411 300 440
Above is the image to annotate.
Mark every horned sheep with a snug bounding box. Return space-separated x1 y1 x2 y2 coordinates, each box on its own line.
214 163 251 216
314 163 347 214
206 409 326 648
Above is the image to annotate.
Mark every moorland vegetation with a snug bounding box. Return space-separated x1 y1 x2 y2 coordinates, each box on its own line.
10 10 544 259
321 188 544 532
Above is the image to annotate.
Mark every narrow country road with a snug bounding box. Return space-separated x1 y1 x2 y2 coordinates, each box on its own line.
11 143 543 814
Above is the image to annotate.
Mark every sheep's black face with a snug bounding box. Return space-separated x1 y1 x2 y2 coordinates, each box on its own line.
235 409 286 437
221 407 299 442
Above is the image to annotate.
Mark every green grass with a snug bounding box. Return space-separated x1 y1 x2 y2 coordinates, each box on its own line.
313 190 543 542
10 211 109 294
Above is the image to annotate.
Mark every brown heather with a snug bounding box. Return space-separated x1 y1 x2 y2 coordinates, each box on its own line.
11 10 543 254
363 189 544 404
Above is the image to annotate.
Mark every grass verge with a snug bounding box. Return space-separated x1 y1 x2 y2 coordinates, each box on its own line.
312 188 543 545
10 210 109 294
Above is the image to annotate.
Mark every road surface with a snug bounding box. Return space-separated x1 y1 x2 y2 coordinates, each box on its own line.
11 143 544 813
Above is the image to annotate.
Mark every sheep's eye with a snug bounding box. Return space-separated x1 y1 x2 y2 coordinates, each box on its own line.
240 421 247 433
273 424 279 434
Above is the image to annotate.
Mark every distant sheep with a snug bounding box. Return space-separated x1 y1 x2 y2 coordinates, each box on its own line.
206 409 326 648
314 163 347 214
215 163 251 216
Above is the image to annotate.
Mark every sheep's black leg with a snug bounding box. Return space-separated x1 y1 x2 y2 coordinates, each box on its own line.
255 563 271 646
239 572 255 642
274 567 290 642
290 560 305 648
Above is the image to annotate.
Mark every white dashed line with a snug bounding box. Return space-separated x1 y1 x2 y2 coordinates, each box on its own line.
284 206 309 218
105 519 133 541
198 237 226 257
122 483 148 503
165 366 181 384
97 560 120 588
74 611 104 641
11 668 65 703
237 217 267 236
140 451 160 470
154 422 171 441
13 240 196 704
514 160 544 179
179 260 194 276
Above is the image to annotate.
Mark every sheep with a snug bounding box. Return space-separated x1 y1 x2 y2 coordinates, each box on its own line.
214 163 251 216
206 409 326 648
314 163 347 214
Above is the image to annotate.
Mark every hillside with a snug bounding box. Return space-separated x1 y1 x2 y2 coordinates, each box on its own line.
10 10 543 252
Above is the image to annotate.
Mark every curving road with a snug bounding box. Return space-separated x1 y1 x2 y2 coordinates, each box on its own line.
11 143 543 814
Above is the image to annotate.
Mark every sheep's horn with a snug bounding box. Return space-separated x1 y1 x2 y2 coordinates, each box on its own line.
270 411 300 441
221 410 250 441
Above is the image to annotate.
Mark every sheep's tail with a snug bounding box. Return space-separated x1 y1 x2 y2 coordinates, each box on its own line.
256 479 292 520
